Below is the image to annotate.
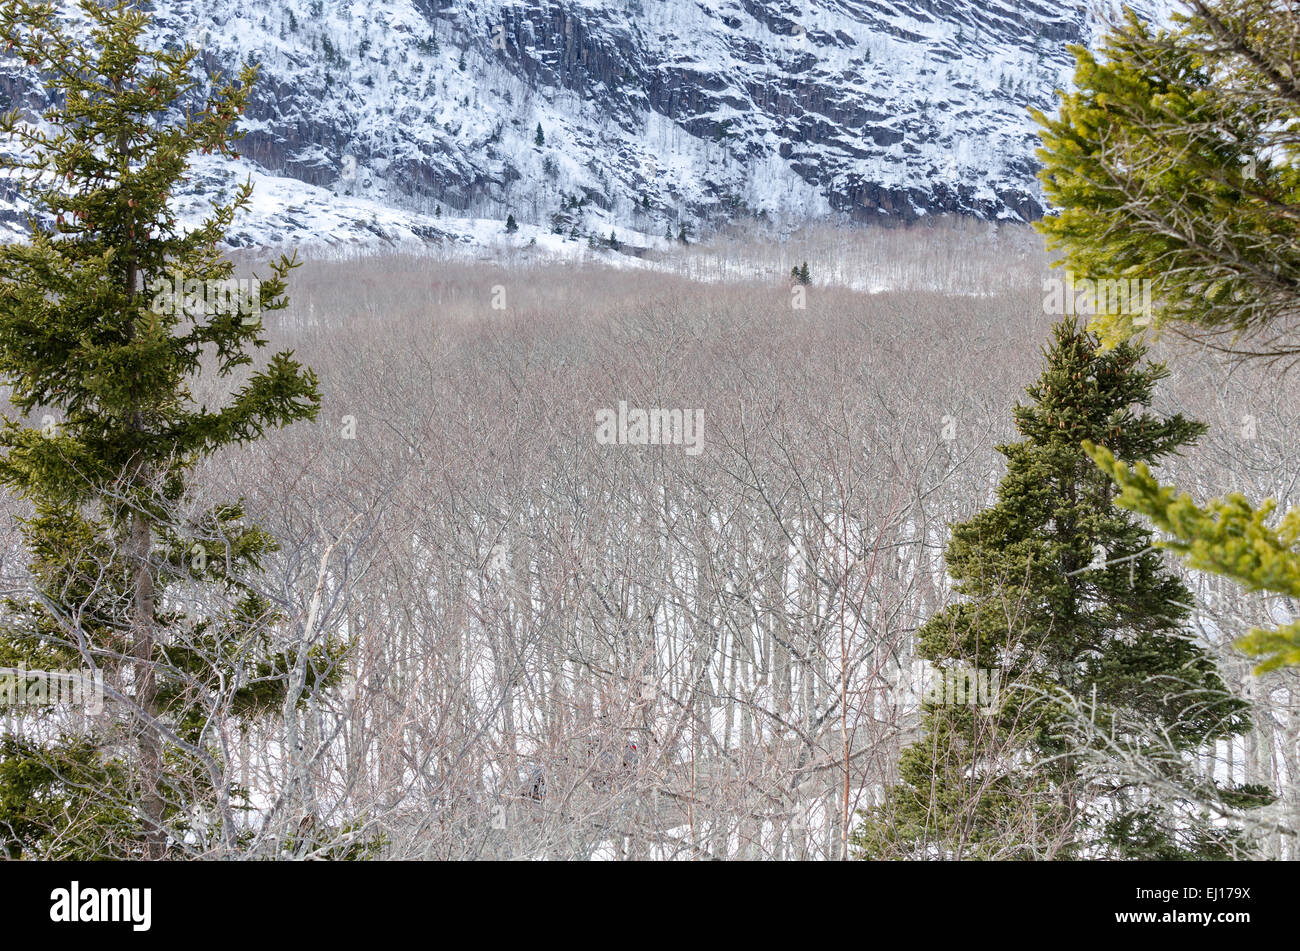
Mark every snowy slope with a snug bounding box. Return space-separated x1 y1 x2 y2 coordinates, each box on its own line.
0 0 1177 250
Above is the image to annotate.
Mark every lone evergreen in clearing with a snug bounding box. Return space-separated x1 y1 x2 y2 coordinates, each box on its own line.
0 0 352 858
854 320 1266 859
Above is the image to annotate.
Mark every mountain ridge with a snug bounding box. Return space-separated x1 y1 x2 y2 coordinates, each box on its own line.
0 0 1171 249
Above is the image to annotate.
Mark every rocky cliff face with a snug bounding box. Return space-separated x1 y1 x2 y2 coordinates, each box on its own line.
0 0 1151 247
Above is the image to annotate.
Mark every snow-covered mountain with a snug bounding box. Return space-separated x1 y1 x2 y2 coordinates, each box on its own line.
1 0 1163 250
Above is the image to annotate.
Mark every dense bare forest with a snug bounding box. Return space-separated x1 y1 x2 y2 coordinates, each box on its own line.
11 222 1278 859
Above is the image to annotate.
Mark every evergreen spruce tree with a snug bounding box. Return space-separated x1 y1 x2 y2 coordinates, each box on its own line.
853 320 1264 859
1033 1 1300 673
534 122 544 147
0 0 350 858
505 213 518 233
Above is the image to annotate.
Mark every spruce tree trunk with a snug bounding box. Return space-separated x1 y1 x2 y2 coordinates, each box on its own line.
121 156 165 857
131 506 165 859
